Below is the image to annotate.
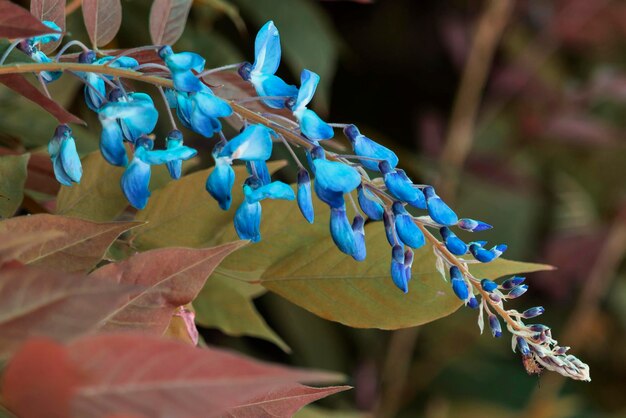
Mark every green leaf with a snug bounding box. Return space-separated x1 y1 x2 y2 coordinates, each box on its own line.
194 273 290 352
0 154 29 218
232 0 339 112
197 195 552 329
132 161 286 249
56 151 186 221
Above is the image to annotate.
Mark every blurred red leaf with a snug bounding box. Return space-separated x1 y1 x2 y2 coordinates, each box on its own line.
0 214 140 273
30 0 65 53
0 0 60 39
0 148 59 195
0 266 136 358
0 230 63 267
149 0 193 45
543 112 618 146
0 74 85 125
82 0 122 47
2 334 347 418
90 242 247 334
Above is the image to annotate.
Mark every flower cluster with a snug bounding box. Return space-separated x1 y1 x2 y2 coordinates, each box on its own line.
9 20 589 381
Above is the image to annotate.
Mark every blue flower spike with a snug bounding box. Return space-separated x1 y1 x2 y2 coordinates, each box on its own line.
48 124 82 186
297 169 314 223
234 177 295 242
351 215 366 261
439 227 468 256
289 70 334 140
343 124 398 171
206 140 236 210
392 202 425 249
329 205 357 256
159 45 205 93
391 244 408 293
423 186 458 226
357 185 384 221
458 218 493 232
239 21 298 109
379 160 419 202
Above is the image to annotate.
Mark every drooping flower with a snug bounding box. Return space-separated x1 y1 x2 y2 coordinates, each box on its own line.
288 70 334 140
357 185 384 221
48 124 82 186
121 136 197 209
234 178 295 242
343 124 398 171
351 215 366 261
297 168 314 223
439 226 468 255
379 160 419 203
423 186 458 226
159 45 205 93
164 130 187 180
168 85 232 137
206 140 235 210
18 21 63 84
238 21 298 109
392 202 425 249
391 244 408 293
329 205 357 256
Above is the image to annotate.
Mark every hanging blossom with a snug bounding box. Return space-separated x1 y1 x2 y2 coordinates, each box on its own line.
16 19 589 382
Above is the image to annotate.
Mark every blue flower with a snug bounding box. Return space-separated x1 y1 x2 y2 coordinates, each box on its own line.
392 202 425 249
379 160 419 203
98 97 159 166
169 85 232 137
48 125 82 186
458 218 492 232
450 266 469 301
159 45 205 92
351 215 366 261
501 276 525 289
507 284 528 299
310 147 361 209
165 130 186 180
423 186 458 226
480 279 498 292
469 243 507 263
344 124 398 171
297 169 314 223
206 140 235 210
109 90 157 142
121 136 197 209
234 178 295 242
289 70 334 140
77 51 105 111
239 21 298 109
329 205 357 256
247 160 271 185
30 21 62 46
439 227 468 255
522 306 545 319
357 185 384 221
219 124 274 161
391 245 408 293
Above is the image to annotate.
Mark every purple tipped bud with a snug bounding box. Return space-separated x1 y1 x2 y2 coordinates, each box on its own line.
489 315 502 338
343 124 360 141
480 279 498 292
529 324 550 333
467 296 479 309
78 50 96 64
502 276 526 289
457 218 492 232
493 244 507 257
507 284 528 299
489 293 501 303
310 145 325 160
158 45 173 59
522 306 545 319
516 337 531 355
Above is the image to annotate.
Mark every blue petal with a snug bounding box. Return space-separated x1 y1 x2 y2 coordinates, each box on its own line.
391 258 408 293
451 278 469 301
84 73 105 111
294 69 319 112
137 145 197 165
172 71 203 93
246 160 271 185
165 134 184 179
312 159 361 193
383 210 402 247
299 109 334 140
194 91 233 118
59 136 82 184
394 213 425 249
252 75 298 109
469 243 495 263
246 181 295 203
189 109 221 137
252 21 281 76
457 218 492 232
329 206 356 256
384 172 419 202
165 52 205 73
220 125 273 161
357 185 384 221
406 188 426 210
313 180 344 209
121 157 151 209
51 156 73 186
440 227 468 256
206 160 235 210
234 201 262 242
297 169 314 223
424 187 458 226
100 123 127 166
345 125 398 171
351 215 366 261
31 21 62 45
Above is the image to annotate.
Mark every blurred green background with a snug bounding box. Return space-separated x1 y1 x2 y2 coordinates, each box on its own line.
3 0 626 417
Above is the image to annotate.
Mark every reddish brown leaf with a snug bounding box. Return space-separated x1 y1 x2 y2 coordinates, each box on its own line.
90 242 246 334
30 0 65 53
82 0 122 47
149 0 193 45
2 338 83 418
0 0 60 39
0 230 63 267
1 333 346 418
0 266 137 358
0 214 140 273
0 148 59 195
226 385 350 417
0 74 85 125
